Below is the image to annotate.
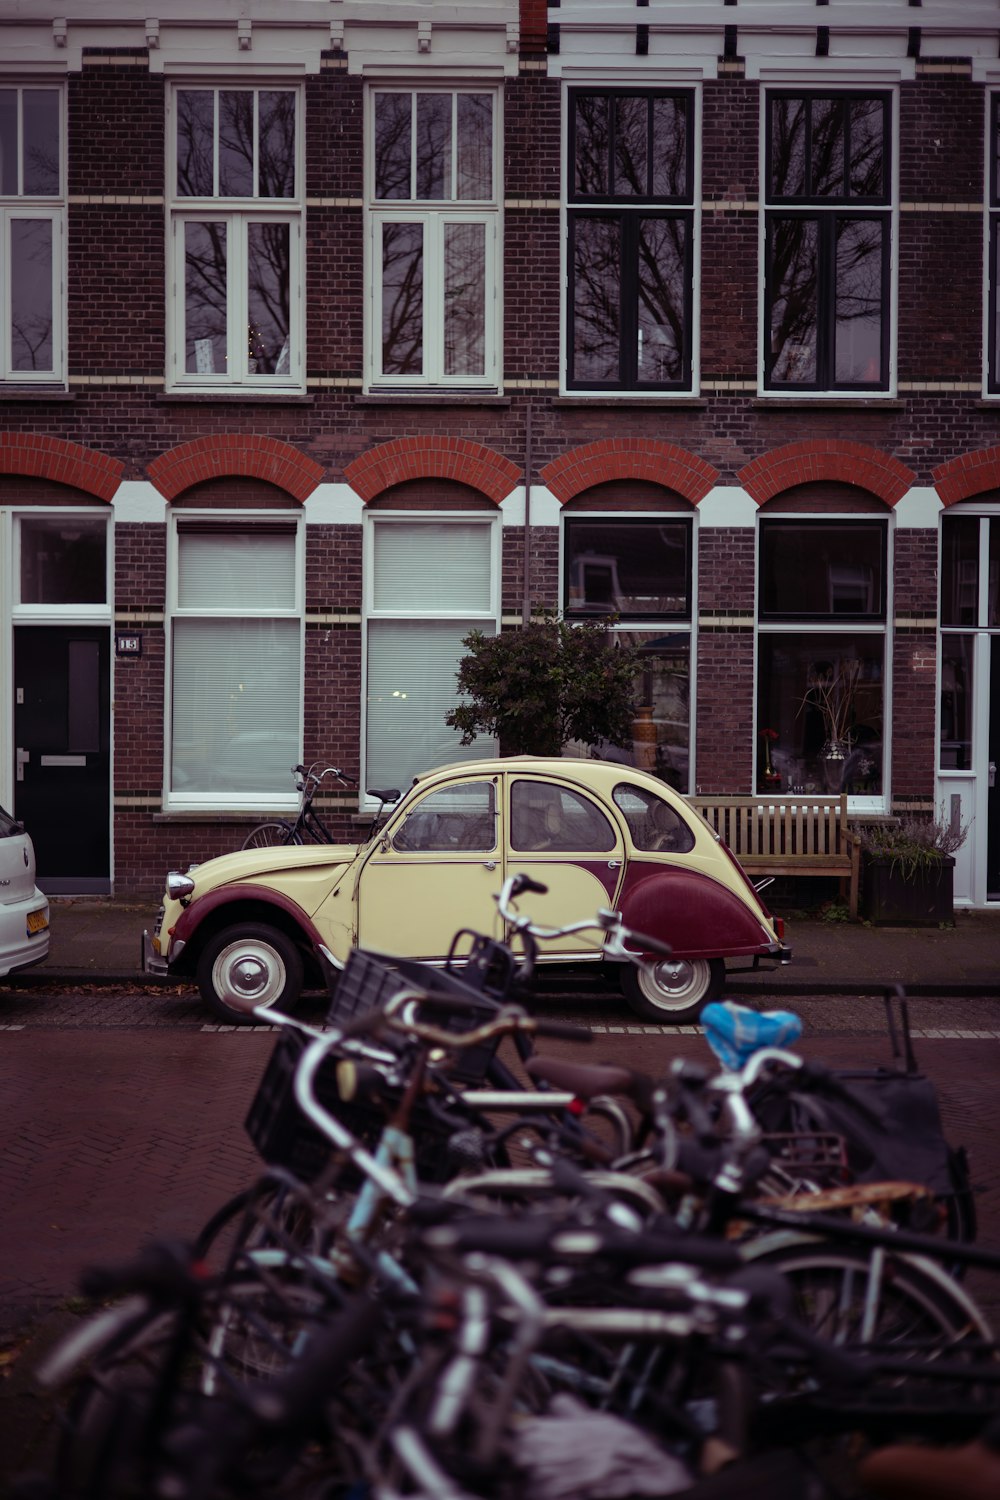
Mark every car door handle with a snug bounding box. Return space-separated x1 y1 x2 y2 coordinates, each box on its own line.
483 860 497 871
608 859 621 870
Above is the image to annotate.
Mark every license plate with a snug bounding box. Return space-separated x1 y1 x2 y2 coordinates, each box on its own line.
27 909 48 935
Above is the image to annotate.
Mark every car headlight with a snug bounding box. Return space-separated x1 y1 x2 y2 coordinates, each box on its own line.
166 871 196 902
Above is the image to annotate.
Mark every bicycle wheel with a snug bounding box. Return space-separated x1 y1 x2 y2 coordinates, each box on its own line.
746 1236 992 1348
242 820 299 850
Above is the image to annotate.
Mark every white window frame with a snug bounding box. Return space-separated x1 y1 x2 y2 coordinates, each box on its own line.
560 511 697 793
365 86 502 392
755 513 893 815
362 510 500 801
11 508 111 624
560 83 702 398
166 84 304 393
0 84 65 384
164 512 304 812
758 84 899 399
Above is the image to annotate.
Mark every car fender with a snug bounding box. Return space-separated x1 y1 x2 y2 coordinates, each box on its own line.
618 865 775 960
168 883 323 970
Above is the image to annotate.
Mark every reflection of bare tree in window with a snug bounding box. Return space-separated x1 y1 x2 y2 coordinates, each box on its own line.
651 97 687 198
10 219 53 370
375 94 412 199
23 91 59 193
259 92 295 198
219 91 254 197
637 218 684 382
835 219 881 382
614 96 647 195
810 98 845 197
444 222 485 375
456 95 491 200
573 216 620 381
769 218 818 382
382 221 423 374
177 91 215 196
184 221 227 372
770 97 806 197
848 99 885 197
416 94 450 199
574 95 608 196
248 223 290 373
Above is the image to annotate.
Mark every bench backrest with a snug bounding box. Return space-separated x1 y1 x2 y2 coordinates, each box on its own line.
687 793 851 860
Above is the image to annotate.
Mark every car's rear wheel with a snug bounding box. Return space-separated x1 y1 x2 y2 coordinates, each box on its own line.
196 923 304 1025
619 955 724 1024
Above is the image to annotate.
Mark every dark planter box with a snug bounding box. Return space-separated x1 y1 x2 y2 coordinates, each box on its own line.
861 854 955 926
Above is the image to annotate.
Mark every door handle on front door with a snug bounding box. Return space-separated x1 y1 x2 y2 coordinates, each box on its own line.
15 748 29 782
991 761 997 789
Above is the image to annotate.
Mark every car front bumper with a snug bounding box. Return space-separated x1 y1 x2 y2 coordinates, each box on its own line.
141 927 170 976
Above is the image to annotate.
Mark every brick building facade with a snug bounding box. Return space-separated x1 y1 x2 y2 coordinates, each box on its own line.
0 0 998 905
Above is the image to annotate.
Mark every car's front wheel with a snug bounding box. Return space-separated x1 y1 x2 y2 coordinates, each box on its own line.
196 923 304 1025
619 955 724 1025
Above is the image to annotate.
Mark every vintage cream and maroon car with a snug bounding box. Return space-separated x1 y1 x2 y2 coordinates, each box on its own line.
144 756 790 1025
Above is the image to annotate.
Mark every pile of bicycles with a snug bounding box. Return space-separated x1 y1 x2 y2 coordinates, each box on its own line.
19 876 1000 1500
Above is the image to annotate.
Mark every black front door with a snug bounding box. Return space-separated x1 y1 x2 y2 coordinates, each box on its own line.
14 626 111 893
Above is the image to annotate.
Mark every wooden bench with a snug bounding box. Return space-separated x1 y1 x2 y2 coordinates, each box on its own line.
687 793 861 919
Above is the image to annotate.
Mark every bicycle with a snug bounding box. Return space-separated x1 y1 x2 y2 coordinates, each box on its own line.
242 762 401 849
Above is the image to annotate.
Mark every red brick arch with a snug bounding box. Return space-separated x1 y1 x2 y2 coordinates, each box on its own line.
738 441 914 507
148 436 323 502
344 437 521 505
540 440 718 505
0 434 123 500
932 447 1000 507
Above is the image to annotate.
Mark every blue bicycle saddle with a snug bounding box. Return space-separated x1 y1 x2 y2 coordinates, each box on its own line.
699 1000 803 1071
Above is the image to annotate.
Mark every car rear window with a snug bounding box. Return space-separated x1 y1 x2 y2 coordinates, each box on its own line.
0 805 20 838
612 783 695 854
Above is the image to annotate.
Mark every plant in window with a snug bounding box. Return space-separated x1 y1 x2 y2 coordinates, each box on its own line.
798 657 864 759
446 614 640 757
759 727 782 787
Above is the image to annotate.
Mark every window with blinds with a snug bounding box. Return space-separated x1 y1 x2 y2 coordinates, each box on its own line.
168 521 302 803
365 517 498 791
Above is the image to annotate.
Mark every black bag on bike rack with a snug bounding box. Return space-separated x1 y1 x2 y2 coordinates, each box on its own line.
750 988 977 1243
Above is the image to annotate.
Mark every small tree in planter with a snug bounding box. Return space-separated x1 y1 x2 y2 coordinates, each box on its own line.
445 615 640 757
858 813 969 925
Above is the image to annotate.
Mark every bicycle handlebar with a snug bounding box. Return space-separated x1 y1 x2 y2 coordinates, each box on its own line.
495 873 673 963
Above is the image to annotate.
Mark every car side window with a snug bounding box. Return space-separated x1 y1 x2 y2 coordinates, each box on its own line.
391 781 497 852
510 780 616 853
612 782 695 853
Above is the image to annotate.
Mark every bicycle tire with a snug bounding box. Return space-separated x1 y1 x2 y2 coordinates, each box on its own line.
242 820 300 850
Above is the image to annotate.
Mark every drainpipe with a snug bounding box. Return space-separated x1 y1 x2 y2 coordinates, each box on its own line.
521 402 533 624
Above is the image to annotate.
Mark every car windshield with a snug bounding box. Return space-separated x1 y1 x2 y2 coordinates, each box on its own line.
612 782 695 853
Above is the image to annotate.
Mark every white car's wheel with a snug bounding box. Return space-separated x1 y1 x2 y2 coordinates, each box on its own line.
196 923 304 1025
620 955 724 1025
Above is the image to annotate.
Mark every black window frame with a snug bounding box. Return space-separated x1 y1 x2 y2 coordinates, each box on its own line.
566 88 695 393
758 518 888 623
764 89 892 394
563 516 693 621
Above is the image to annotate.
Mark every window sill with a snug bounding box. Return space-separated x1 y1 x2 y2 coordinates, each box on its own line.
152 810 295 823
0 386 73 401
554 395 708 408
357 391 510 407
752 397 906 410
157 391 314 405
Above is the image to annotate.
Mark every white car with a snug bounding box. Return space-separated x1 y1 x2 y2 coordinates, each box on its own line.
0 803 50 977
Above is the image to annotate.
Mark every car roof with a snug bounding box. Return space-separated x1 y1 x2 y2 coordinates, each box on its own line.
410 756 691 810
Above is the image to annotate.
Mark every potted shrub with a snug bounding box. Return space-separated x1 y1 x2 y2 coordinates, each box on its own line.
857 813 969 925
445 614 640 757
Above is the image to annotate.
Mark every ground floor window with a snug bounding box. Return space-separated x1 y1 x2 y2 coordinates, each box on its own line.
168 520 302 804
756 634 884 795
365 516 498 792
563 516 693 792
